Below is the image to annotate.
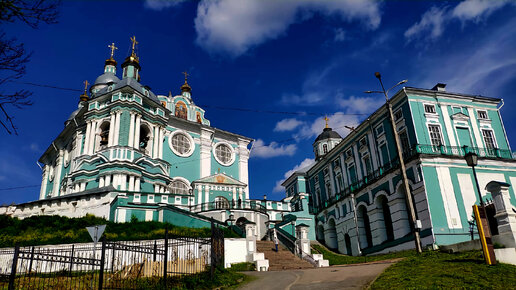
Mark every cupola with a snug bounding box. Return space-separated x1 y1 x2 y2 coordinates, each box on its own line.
180 71 192 100
313 116 342 160
121 36 141 81
90 42 120 95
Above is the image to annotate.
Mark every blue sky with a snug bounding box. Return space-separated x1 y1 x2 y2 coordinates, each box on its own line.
1 0 516 204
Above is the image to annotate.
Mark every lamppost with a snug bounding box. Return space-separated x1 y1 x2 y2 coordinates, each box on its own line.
464 151 484 207
226 213 235 227
365 72 422 253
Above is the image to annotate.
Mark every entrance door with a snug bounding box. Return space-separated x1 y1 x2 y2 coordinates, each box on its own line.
457 127 473 148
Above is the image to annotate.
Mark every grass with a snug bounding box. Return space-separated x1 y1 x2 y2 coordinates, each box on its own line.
371 250 516 289
312 244 417 265
0 214 239 247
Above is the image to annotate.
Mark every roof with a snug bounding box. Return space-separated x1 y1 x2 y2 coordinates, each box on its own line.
193 173 246 186
93 77 161 105
94 72 120 85
314 127 342 143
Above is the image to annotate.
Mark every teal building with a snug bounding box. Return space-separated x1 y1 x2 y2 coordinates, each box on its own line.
1 40 309 239
282 83 516 255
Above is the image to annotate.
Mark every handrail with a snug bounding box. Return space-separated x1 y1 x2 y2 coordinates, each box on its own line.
311 144 513 215
275 227 296 253
189 200 267 214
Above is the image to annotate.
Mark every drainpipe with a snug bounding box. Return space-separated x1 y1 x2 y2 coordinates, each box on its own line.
351 193 362 256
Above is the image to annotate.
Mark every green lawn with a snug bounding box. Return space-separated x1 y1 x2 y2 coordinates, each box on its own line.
371 250 516 289
312 244 417 265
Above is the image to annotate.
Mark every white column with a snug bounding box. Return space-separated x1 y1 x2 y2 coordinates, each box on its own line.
88 120 97 155
128 175 135 191
158 127 164 159
105 174 111 186
99 176 105 187
128 112 135 148
152 125 159 158
204 186 209 204
80 182 86 191
114 111 121 146
39 166 49 199
134 178 140 192
74 183 80 193
134 114 141 149
84 121 91 154
120 175 127 190
200 128 213 178
238 138 250 198
52 150 64 196
108 112 116 146
112 174 119 189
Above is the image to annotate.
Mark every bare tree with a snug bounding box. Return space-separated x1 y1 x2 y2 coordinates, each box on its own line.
0 0 59 134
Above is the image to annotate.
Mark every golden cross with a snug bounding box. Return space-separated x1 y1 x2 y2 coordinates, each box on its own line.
130 36 138 55
83 80 89 93
108 42 118 58
324 115 329 128
182 71 189 81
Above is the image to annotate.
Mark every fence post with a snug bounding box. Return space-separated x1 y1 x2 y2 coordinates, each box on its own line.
98 238 106 290
164 227 168 287
153 240 157 262
210 218 215 280
69 245 75 274
28 246 34 274
8 245 19 290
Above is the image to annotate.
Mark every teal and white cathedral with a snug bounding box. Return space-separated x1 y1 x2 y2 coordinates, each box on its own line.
0 39 312 239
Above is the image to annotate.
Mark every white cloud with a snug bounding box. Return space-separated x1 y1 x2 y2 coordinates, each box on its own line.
404 6 447 41
336 95 384 114
273 158 315 192
405 1 514 41
144 0 186 10
452 0 510 21
274 118 304 132
294 112 360 141
334 27 346 42
194 0 381 57
251 139 297 158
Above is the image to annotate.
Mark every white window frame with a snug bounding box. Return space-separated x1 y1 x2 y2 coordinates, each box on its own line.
481 129 497 149
424 103 437 114
375 124 384 136
394 109 403 123
168 130 195 157
212 141 235 166
427 123 445 147
477 110 489 120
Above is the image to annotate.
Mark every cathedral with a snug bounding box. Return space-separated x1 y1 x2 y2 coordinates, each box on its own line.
1 38 313 239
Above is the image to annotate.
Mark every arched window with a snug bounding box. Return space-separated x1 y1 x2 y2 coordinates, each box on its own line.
175 101 188 120
99 122 110 148
139 125 151 152
376 195 394 242
169 180 189 195
214 196 229 209
323 144 328 154
357 205 373 248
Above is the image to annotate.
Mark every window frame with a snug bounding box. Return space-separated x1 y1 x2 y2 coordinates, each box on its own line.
477 110 489 120
168 130 195 157
428 124 444 147
213 142 235 166
424 104 437 114
481 129 497 149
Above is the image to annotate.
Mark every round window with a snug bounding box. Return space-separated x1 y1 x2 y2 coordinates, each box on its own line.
215 143 233 165
170 132 193 156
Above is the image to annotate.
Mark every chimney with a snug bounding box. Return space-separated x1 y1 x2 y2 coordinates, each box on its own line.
431 83 446 92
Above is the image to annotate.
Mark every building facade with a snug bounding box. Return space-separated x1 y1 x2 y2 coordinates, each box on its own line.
282 83 516 255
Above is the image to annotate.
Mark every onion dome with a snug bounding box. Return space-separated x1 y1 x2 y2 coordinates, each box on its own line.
180 71 192 93
315 127 342 142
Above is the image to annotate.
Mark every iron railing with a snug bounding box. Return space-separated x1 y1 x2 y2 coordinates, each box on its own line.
0 222 224 290
311 144 513 215
190 200 267 214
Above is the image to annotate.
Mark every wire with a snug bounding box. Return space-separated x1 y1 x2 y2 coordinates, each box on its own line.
0 185 40 191
11 81 83 92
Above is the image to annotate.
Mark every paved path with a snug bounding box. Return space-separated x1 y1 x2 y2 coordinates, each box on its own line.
239 260 397 290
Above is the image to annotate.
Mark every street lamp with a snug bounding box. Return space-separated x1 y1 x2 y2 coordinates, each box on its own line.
464 151 484 206
226 213 235 226
365 72 422 253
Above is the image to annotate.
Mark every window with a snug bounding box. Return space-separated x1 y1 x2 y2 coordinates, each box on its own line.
477 110 488 120
214 196 229 209
333 159 340 168
394 109 403 122
375 124 384 136
362 154 372 175
424 104 436 114
169 180 189 195
399 130 410 155
314 176 319 183
171 133 191 155
323 168 329 176
482 129 496 149
345 149 353 160
428 125 443 147
359 137 367 148
323 144 328 154
215 143 233 165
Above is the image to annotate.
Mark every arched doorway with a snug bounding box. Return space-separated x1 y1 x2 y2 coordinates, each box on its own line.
375 195 394 243
344 233 352 255
316 224 325 242
357 205 372 248
139 124 151 153
214 196 229 209
325 218 338 250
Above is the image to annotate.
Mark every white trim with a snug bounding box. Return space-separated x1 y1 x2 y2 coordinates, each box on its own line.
212 141 235 166
168 130 195 157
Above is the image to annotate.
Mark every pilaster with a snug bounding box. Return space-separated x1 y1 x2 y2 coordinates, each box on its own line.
128 111 135 148
39 165 49 200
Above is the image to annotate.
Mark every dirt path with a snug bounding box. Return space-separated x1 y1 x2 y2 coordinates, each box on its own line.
238 260 397 290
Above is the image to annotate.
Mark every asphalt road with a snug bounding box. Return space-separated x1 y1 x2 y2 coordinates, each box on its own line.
238 260 397 290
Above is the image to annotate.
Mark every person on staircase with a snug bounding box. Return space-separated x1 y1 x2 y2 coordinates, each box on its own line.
273 229 279 252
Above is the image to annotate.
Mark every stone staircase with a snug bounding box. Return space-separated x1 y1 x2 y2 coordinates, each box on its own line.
256 241 314 271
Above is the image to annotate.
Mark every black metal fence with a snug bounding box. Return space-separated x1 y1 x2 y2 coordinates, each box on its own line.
0 221 224 289
190 200 267 214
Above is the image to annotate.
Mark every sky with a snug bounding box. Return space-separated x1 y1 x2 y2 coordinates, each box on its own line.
1 0 516 205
